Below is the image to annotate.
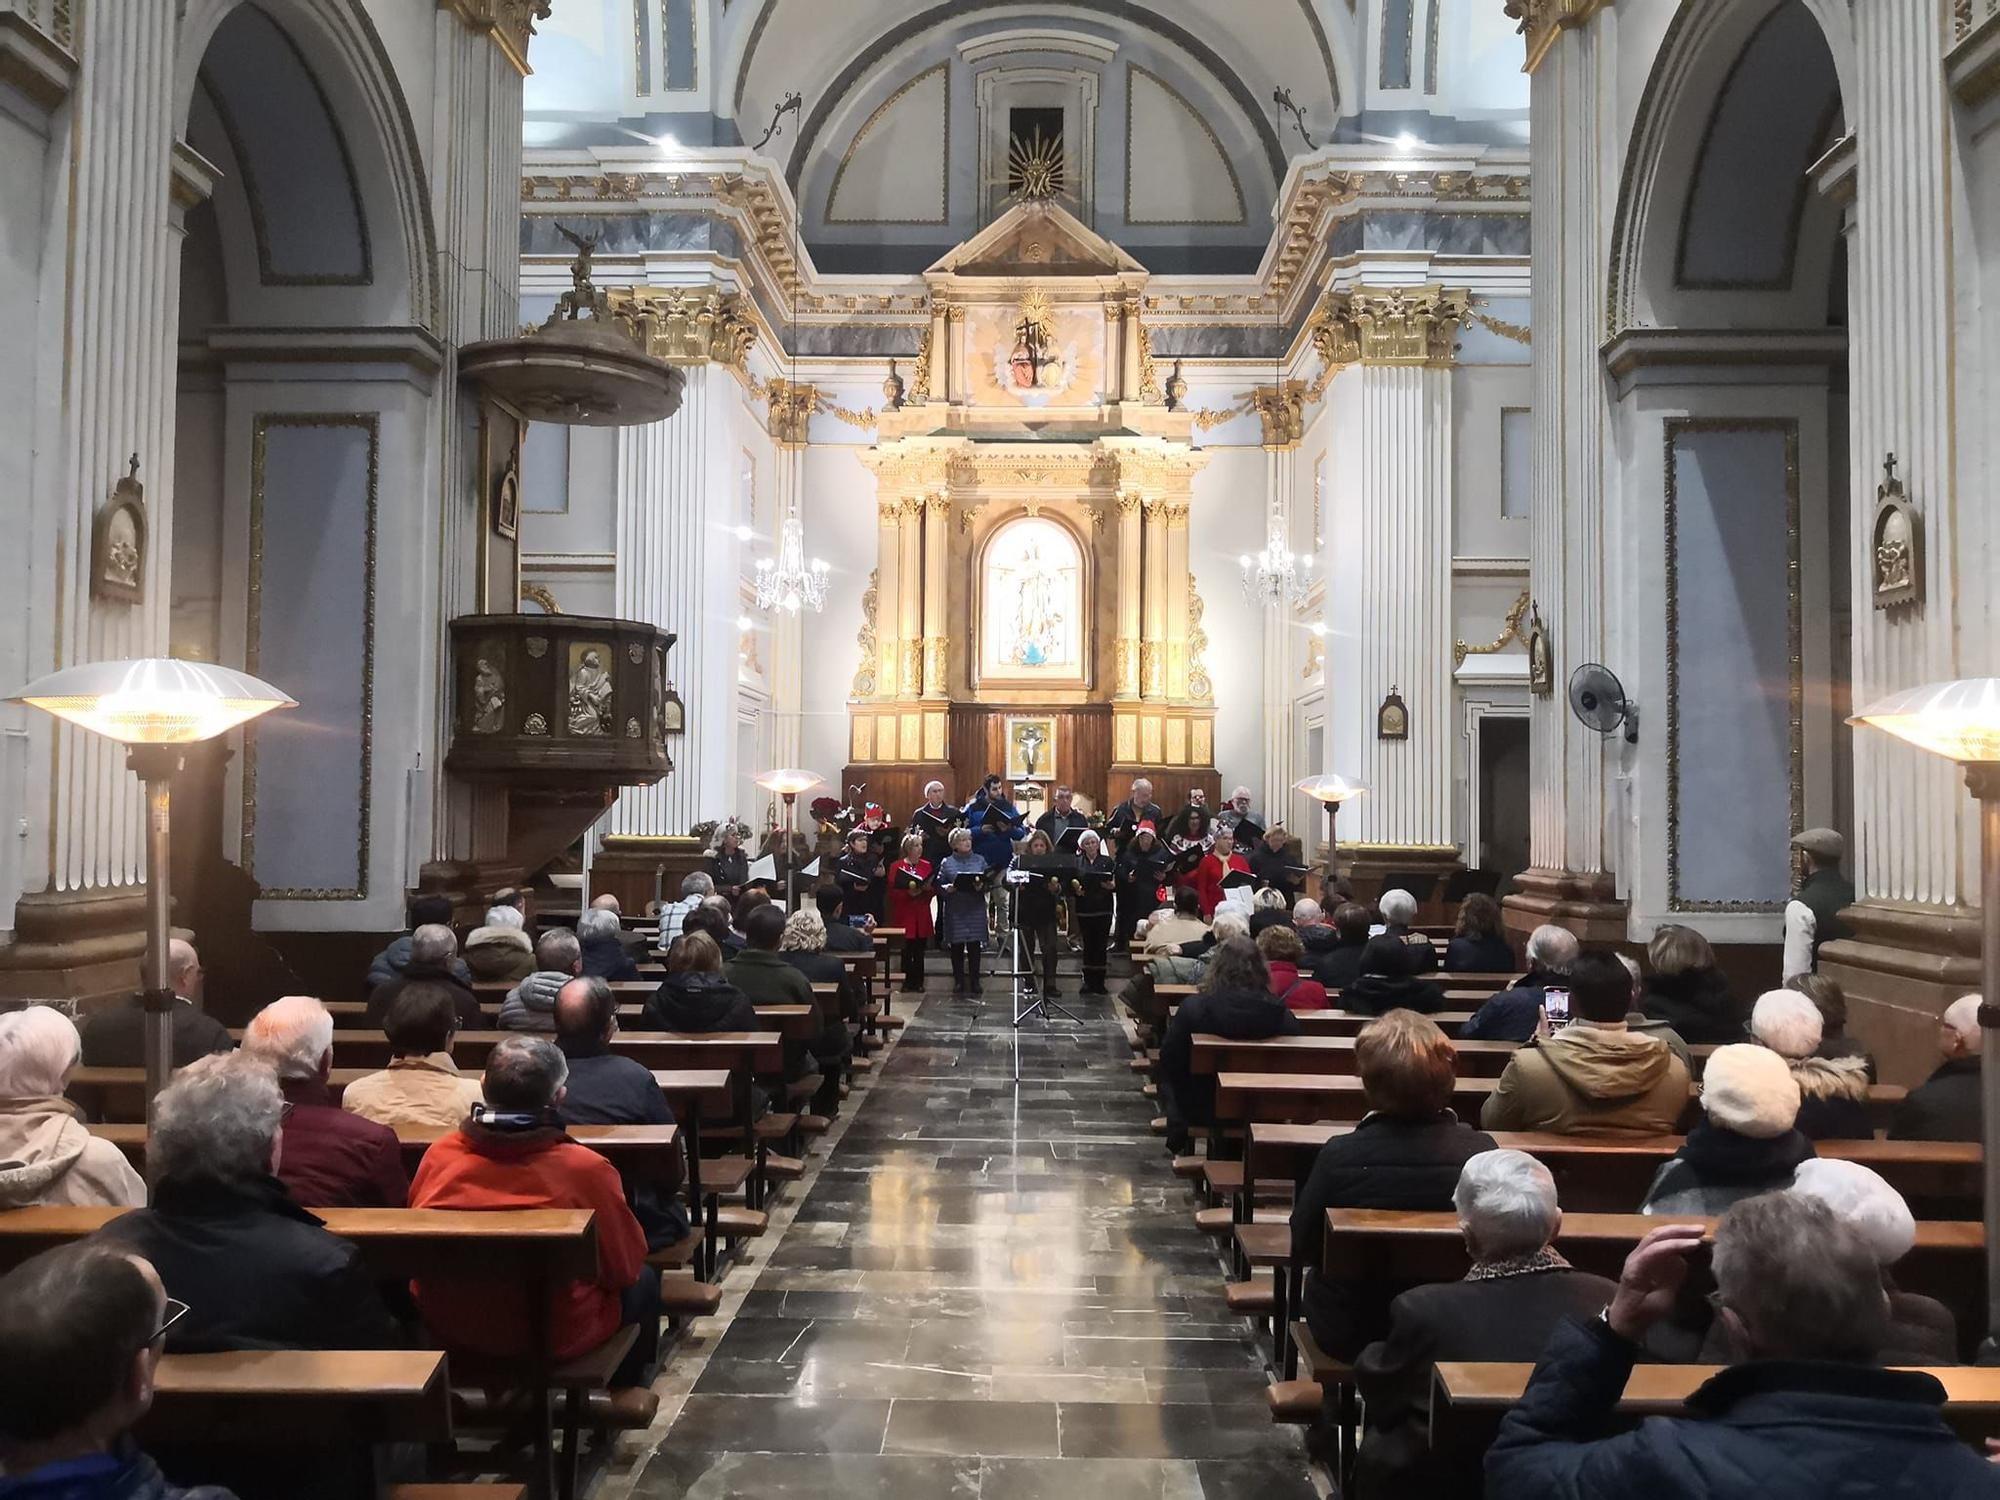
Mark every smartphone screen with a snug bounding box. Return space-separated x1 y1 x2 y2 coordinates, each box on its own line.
1542 988 1571 1027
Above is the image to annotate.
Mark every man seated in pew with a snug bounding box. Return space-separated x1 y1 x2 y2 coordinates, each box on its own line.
1891 994 1984 1143
1256 924 1328 1011
94 1055 402 1352
1291 897 1336 955
1246 886 1293 937
1293 1012 1496 1360
79 938 233 1071
1352 1150 1617 1498
1158 937 1300 1156
1343 937 1447 1016
367 923 478 1031
812 882 875 952
0 1243 240 1500
726 905 825 1086
1443 893 1517 974
1460 924 1578 1042
1749 990 1873 1141
1376 889 1438 975
1306 902 1374 992
644 928 760 1034
653 871 714 953
1639 1044 1813 1218
498 928 584 1034
576 907 640 984
1140 886 1210 956
551 978 690 1251
340 983 485 1130
1789 1159 1958 1364
1484 1197 1998 1496
463 900 536 984
705 893 748 957
365 895 473 991
409 1036 659 1427
1481 951 1690 1137
240 998 407 1210
0 1007 146 1209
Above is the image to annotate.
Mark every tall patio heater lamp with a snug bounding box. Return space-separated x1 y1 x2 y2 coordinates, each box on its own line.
1294 772 1367 890
1849 676 2000 1353
8 658 295 1119
753 767 823 911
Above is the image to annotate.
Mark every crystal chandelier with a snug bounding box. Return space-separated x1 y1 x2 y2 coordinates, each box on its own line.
1240 504 1311 608
754 505 829 613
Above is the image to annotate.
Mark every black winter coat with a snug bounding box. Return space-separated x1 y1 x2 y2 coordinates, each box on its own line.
643 972 758 1032
579 934 639 982
1891 1056 1983 1142
1484 1315 2000 1498
1159 987 1300 1138
1640 968 1748 1043
1310 938 1371 992
1343 972 1446 1016
1443 933 1517 974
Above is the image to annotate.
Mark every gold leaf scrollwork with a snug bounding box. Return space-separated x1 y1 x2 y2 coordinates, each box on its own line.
1467 303 1532 345
1187 573 1214 703
520 584 562 615
852 568 879 698
910 327 934 401
1452 589 1532 669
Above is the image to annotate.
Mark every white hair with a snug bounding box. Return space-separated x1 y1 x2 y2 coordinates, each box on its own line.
168 938 200 989
0 1005 82 1098
590 894 623 913
1211 911 1251 943
1379 889 1418 925
1131 778 1153 794
241 995 334 1081
1253 887 1288 912
410 924 458 966
1526 924 1580 974
577 908 622 941
1751 989 1823 1060
1293 898 1323 925
150 1053 284 1185
1455 1149 1561 1260
680 871 715 900
1790 1158 1916 1266
483 904 525 930
1943 994 1982 1051
1230 786 1252 802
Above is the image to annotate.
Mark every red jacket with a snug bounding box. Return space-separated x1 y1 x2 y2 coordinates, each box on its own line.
1193 852 1249 919
886 857 935 938
408 1121 647 1361
1267 960 1330 1012
276 1077 408 1208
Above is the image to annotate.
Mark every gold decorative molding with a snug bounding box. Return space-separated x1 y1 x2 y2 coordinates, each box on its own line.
1453 590 1530 669
1136 322 1164 403
519 582 563 614
909 327 934 401
1302 634 1325 680
819 398 880 431
764 377 817 445
1467 303 1531 344
922 636 948 694
439 0 550 76
1251 382 1306 447
1319 285 1469 365
1503 0 1613 74
610 286 757 369
1187 573 1214 702
899 639 923 696
851 568 879 697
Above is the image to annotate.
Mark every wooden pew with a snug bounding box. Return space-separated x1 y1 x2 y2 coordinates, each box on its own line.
233 1028 786 1076
1430 1361 2000 1454
144 1348 452 1444
1193 1033 1722 1082
1295 1010 1473 1037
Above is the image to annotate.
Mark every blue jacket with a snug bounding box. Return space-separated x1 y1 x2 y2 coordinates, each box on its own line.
964 791 1026 869
1485 1315 1999 1499
0 1449 236 1500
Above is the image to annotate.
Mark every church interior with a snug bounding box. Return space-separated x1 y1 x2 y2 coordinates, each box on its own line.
3 0 2000 1496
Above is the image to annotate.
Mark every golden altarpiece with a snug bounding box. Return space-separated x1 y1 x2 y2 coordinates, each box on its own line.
839 200 1219 813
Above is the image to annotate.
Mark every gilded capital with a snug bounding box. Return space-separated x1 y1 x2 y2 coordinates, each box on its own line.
923 492 951 516
1251 383 1306 447
611 286 757 370
1503 0 1613 74
765 377 818 446
438 0 549 75
1321 285 1469 366
1115 492 1144 518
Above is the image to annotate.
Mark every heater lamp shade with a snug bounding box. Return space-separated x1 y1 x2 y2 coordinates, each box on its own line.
754 768 824 798
1849 678 2000 765
1294 772 1368 806
8 658 296 745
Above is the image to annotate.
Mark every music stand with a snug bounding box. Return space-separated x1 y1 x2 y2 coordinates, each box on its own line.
1011 852 1079 1029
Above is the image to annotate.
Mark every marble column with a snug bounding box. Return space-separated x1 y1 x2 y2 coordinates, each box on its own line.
921 493 950 698
1323 290 1463 875
1114 492 1143 698
1506 7 1627 940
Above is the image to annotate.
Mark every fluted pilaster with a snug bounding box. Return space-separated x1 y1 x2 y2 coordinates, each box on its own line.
1114 493 1143 698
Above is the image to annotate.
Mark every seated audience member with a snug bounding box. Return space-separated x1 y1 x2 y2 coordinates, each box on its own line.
79 938 232 1068
1749 989 1872 1140
653 871 713 950
1309 902 1375 992
408 1036 659 1424
1482 950 1691 1136
367 924 478 1030
1484 1198 1996 1496
1247 885 1293 936
813 884 874 951
365 895 471 989
645 930 759 1032
1891 994 1983 1142
727 904 816 1010
1142 886 1211 955
1639 1043 1812 1215
1146 909 1248 989
731 889 772 941
1344 936 1447 1016
589 893 649 959
1294 1011 1496 1360
1461 924 1578 1041
1639 923 1747 1043
93 1054 399 1351
1443 893 1516 973
0 1243 241 1500
461 903 535 983
240 997 406 1209
1789 1158 1958 1364
0 1007 145 1208
701 894 747 956
1377 888 1438 974
775 909 854 1104
1158 936 1300 1154
340 982 485 1129
1353 1150 1618 1497
576 907 639 982
1257 924 1328 1011
498 928 583 1033
1616 953 1694 1070
1786 971 1876 1079
1292 897 1335 953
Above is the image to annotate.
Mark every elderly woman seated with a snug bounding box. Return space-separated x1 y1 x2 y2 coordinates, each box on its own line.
0 1006 144 1209
1352 1149 1618 1497
775 907 853 1110
1158 936 1299 1155
462 902 535 983
1790 1158 1959 1363
1751 989 1873 1141
1641 1043 1814 1216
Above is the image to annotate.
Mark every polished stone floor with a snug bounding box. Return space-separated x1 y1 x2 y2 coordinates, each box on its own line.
616 966 1315 1500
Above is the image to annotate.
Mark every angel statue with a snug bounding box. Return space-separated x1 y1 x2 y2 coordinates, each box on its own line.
554 223 604 319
